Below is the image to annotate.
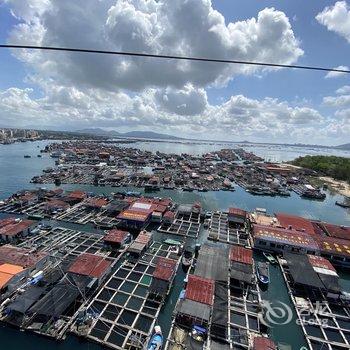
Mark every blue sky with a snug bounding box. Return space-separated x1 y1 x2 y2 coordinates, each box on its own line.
0 0 350 145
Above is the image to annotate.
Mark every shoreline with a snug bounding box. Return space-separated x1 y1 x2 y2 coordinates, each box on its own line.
319 176 350 198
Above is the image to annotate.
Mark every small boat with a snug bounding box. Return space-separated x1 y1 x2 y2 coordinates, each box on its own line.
256 262 269 285
189 325 207 342
335 201 350 208
182 246 194 267
24 155 31 158
147 325 163 350
263 252 277 265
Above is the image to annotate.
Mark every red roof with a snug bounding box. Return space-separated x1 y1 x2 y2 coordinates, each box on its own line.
276 213 316 235
0 218 16 228
45 199 69 209
68 253 112 278
0 220 34 237
253 337 276 350
315 236 350 258
253 224 319 250
186 275 214 305
117 209 152 222
84 197 108 208
135 231 152 244
154 204 167 213
230 246 253 265
229 207 247 217
321 223 350 240
0 245 47 268
153 257 177 281
68 190 87 200
104 230 128 244
164 211 175 219
308 255 336 272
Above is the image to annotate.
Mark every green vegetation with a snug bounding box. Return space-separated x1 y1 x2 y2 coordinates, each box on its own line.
290 155 350 183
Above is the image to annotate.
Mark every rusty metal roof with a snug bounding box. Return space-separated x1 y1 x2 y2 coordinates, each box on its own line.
253 224 319 250
0 245 47 268
0 218 17 228
320 222 350 240
0 220 34 237
230 245 253 265
68 253 112 278
276 213 316 235
316 236 350 258
104 229 129 244
153 257 177 281
228 207 247 217
68 190 87 199
308 255 336 272
186 274 214 306
135 230 152 244
253 336 276 350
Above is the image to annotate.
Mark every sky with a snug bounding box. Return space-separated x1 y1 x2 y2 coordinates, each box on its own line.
0 0 350 145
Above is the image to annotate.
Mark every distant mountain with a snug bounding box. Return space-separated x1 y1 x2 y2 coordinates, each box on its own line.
335 143 350 150
76 128 182 140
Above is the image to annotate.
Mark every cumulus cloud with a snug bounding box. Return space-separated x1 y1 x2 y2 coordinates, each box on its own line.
325 65 349 78
154 85 208 116
0 84 326 142
316 1 350 43
4 0 348 143
323 94 350 107
336 85 350 94
6 0 303 91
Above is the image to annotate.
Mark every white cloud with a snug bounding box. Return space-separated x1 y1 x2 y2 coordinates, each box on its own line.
4 1 349 143
316 1 350 43
336 85 350 94
0 84 327 142
325 65 349 78
6 0 303 91
323 94 350 107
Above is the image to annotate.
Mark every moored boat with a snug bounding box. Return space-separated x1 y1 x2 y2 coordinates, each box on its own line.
256 262 269 285
147 325 163 350
263 252 277 265
182 246 194 267
335 201 350 208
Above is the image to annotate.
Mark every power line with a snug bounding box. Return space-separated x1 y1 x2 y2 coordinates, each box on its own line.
1 44 350 74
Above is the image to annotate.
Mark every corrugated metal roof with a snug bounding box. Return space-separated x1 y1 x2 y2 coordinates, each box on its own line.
0 218 16 228
104 229 128 244
135 231 152 244
68 190 86 199
253 224 319 250
230 246 253 265
253 336 276 350
186 275 214 306
0 220 34 237
84 197 108 208
68 253 111 278
117 209 151 222
0 245 47 268
163 211 175 219
316 236 350 257
228 207 247 217
321 222 350 240
153 257 177 281
276 213 316 235
0 263 24 275
308 255 336 272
